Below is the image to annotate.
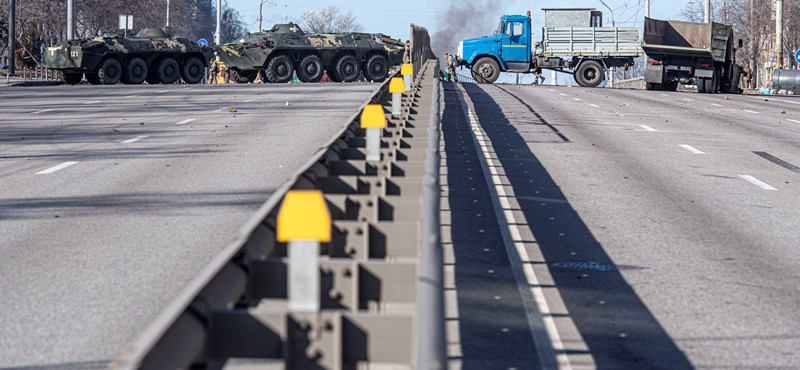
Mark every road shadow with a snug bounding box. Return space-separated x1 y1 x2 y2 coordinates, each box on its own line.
456 82 694 370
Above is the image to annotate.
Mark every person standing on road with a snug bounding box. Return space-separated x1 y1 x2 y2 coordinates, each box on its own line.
445 52 458 82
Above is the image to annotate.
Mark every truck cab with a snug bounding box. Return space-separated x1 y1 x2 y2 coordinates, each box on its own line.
458 15 533 82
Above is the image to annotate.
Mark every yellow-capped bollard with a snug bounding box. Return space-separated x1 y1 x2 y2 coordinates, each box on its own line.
389 77 405 116
401 64 413 93
277 190 331 313
361 104 387 162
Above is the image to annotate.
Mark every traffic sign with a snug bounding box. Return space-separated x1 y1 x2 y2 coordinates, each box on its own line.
795 49 800 64
198 38 208 47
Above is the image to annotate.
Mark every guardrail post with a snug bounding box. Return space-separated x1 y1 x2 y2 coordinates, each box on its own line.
389 77 405 116
402 64 413 92
361 104 387 162
277 190 331 313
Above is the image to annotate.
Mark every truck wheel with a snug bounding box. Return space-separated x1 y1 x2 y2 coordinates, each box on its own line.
156 57 180 84
575 60 604 88
98 58 122 84
181 56 204 84
122 57 148 85
472 57 500 84
266 55 294 83
728 65 744 93
363 54 389 82
62 72 82 85
86 72 101 85
666 81 679 91
297 54 324 83
334 54 360 82
697 78 707 93
645 82 662 91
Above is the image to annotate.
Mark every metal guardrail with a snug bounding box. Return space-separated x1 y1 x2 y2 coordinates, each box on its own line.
111 26 443 370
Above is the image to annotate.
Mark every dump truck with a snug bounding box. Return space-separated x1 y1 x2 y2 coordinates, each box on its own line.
642 17 744 93
215 23 405 84
456 9 642 87
44 27 213 85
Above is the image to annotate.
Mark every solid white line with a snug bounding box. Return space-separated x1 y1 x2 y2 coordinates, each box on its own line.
176 119 196 125
739 175 777 191
788 119 800 124
743 109 759 114
679 144 705 154
121 135 149 144
36 162 78 175
589 104 600 108
639 125 658 132
31 108 54 114
83 100 100 104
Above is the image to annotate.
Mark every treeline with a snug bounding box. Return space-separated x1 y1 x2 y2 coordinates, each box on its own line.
0 0 247 68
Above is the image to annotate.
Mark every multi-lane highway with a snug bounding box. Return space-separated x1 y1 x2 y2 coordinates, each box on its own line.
0 83 379 368
444 82 800 369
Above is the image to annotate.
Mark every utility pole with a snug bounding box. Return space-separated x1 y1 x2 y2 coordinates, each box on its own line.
645 0 650 18
723 0 728 23
214 0 222 46
750 0 756 87
7 0 15 77
776 0 783 69
705 0 712 23
166 0 170 27
67 0 74 39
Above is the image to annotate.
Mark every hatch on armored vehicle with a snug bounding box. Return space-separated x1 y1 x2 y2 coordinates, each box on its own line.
44 27 212 85
215 23 405 84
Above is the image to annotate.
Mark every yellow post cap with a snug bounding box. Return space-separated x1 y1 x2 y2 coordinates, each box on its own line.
277 190 331 242
360 104 387 129
401 64 413 75
389 77 405 93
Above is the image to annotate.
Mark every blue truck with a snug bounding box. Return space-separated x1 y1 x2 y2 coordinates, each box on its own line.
456 9 642 87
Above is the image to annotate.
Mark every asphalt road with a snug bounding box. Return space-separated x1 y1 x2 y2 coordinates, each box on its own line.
0 83 378 369
447 83 800 369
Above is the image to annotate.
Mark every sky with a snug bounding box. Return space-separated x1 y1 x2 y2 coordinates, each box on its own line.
227 0 693 41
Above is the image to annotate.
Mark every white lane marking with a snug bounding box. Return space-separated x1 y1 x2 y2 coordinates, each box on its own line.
639 125 658 132
31 108 55 114
83 100 100 104
788 119 800 124
682 98 694 101
743 109 759 114
455 85 574 370
243 99 255 103
660 93 670 97
589 104 600 108
548 89 555 92
573 98 581 102
739 175 777 191
157 90 168 93
36 162 78 175
559 93 568 97
121 135 149 144
124 95 139 99
711 103 723 107
176 118 196 125
679 144 705 154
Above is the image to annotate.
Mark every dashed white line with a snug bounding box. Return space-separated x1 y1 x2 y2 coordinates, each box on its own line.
679 144 705 154
660 93 670 97
639 125 658 132
682 98 694 101
176 118 196 125
242 99 255 103
124 95 139 99
559 93 569 97
121 135 149 144
743 109 759 114
739 175 777 191
711 103 723 107
787 119 800 124
573 98 582 102
589 104 600 108
31 108 55 114
36 162 78 175
83 100 101 104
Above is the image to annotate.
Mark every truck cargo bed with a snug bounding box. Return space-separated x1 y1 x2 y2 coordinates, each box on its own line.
543 27 642 57
642 17 732 62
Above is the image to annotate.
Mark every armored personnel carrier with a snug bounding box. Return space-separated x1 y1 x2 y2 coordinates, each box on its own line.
215 23 405 83
44 27 212 85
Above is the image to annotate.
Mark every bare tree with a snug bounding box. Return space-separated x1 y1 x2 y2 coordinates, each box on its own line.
303 6 363 33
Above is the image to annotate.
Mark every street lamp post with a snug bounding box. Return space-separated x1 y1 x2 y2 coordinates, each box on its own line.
166 0 170 27
214 0 221 46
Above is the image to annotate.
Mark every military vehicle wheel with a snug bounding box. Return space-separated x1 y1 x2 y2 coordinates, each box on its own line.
266 55 294 83
63 73 82 85
334 55 360 83
363 54 389 82
181 56 205 84
297 55 324 83
471 57 500 84
156 57 181 84
575 60 604 88
122 57 148 85
86 72 102 85
98 58 123 84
